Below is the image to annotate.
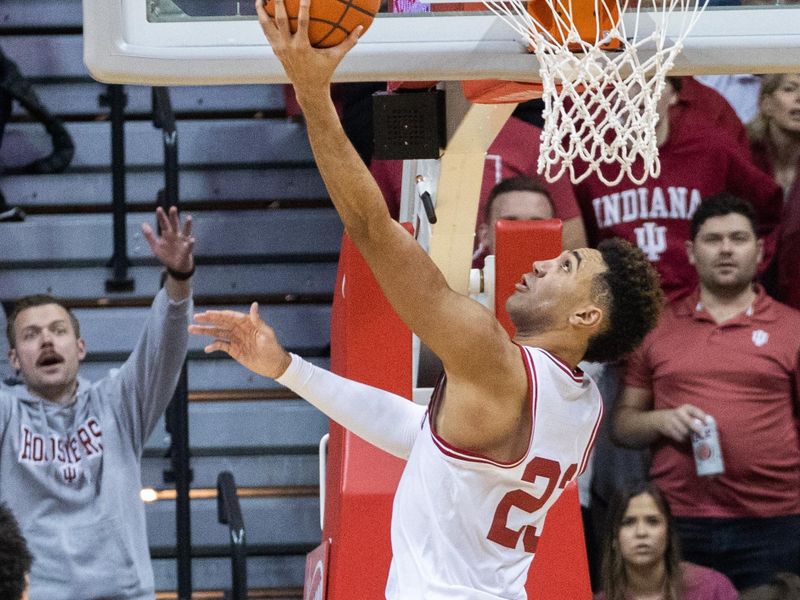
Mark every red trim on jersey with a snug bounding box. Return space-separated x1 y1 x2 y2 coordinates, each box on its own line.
427 345 536 469
539 350 584 384
577 397 603 476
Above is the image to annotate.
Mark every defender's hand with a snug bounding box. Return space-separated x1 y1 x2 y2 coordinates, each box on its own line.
189 302 292 379
254 0 361 95
655 404 708 443
141 206 195 273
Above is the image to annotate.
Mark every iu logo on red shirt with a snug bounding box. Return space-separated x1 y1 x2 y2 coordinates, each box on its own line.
634 222 668 262
752 329 769 347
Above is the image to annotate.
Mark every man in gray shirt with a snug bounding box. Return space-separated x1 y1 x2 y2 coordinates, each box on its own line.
0 206 194 600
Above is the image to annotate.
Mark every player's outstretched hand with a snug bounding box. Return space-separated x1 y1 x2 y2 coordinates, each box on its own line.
255 0 361 95
655 403 708 443
141 206 195 274
189 302 292 379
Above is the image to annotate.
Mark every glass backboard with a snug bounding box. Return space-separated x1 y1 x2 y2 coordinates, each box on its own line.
83 1 800 86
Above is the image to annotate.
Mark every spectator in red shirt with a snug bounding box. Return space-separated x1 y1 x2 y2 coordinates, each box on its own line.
472 174 557 268
747 73 800 310
671 76 750 154
573 78 783 302
595 483 737 600
370 115 589 251
612 194 800 591
577 76 779 581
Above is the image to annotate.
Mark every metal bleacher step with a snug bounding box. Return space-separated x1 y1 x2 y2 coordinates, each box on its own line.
13 82 287 120
0 0 83 29
64 303 331 360
1 119 314 170
155 588 303 600
0 210 342 267
0 264 338 305
81 357 331 396
153 548 305 598
2 34 92 79
2 167 328 210
144 399 329 457
145 490 320 555
142 453 322 490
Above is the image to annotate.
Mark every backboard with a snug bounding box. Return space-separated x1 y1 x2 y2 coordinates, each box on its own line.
83 1 800 86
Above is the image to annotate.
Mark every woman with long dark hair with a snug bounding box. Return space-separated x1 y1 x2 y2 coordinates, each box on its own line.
595 484 737 600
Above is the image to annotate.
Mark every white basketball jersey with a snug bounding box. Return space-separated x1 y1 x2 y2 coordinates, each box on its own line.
385 346 603 600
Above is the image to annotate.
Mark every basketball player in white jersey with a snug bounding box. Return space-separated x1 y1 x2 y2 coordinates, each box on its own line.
189 1 663 597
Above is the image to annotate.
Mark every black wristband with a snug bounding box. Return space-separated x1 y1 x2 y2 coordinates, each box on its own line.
166 264 195 281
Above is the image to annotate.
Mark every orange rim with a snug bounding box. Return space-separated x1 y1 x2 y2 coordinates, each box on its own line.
527 0 621 50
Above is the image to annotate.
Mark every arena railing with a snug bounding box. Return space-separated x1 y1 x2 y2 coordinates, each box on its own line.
217 470 248 600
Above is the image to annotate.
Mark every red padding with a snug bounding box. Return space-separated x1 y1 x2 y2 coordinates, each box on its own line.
321 230 413 600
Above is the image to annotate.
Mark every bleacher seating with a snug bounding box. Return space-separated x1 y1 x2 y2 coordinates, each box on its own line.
0 1 340 596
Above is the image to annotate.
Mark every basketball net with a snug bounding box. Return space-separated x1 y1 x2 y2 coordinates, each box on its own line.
481 0 709 186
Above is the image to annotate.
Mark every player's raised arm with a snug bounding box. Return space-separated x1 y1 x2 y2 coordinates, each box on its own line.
189 304 426 458
254 0 518 383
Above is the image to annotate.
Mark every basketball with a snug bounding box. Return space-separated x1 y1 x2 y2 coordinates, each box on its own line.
266 0 381 48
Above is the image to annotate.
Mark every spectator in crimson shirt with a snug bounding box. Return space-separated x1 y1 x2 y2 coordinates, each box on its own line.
671 76 751 154
747 73 800 311
612 194 800 591
370 115 589 252
472 174 558 269
595 483 737 600
573 77 783 302
576 76 780 579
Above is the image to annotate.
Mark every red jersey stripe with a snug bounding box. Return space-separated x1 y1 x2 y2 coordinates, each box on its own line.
427 345 537 469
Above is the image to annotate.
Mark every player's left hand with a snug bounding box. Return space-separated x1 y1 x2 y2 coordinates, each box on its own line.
141 206 195 273
189 302 293 379
255 0 361 95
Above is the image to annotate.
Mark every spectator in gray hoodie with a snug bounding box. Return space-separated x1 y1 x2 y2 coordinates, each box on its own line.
0 206 194 600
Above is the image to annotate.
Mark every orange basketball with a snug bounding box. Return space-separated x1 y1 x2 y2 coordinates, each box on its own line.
266 0 380 48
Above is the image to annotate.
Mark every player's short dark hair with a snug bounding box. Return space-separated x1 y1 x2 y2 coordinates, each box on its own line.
583 238 663 363
6 294 81 349
483 175 554 222
0 503 33 600
690 193 758 240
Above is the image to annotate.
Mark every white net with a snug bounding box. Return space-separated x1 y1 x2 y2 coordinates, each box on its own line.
481 0 708 186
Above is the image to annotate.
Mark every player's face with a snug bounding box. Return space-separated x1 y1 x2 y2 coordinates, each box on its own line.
617 492 668 570
687 213 762 295
479 190 554 254
506 248 607 334
762 73 800 135
9 304 85 401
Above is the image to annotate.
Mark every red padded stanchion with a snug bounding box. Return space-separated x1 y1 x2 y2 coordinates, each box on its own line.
494 219 563 337
309 231 412 600
495 219 593 600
